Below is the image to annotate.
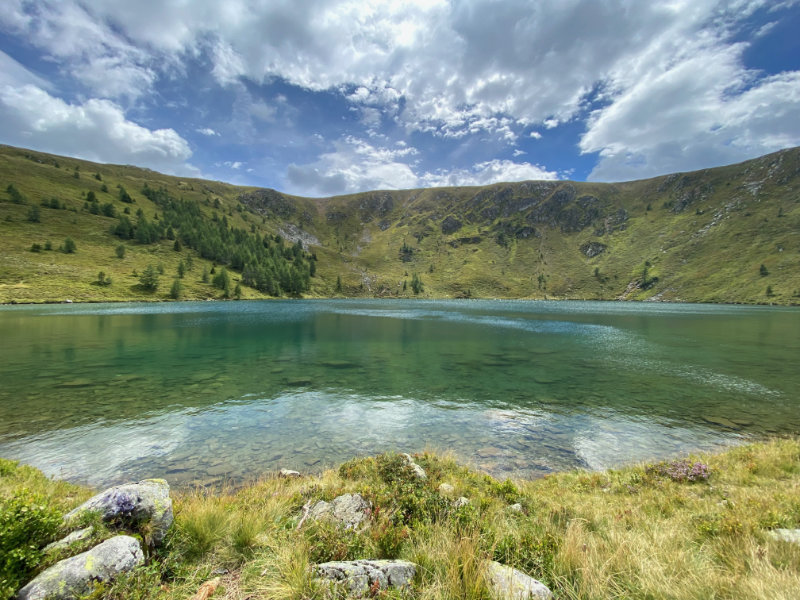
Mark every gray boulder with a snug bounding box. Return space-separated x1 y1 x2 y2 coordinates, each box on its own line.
43 527 94 553
439 483 455 496
314 559 417 595
309 493 371 530
453 497 471 509
485 561 552 600
768 528 800 544
401 453 427 480
17 535 144 600
64 479 172 546
279 468 301 478
509 503 524 513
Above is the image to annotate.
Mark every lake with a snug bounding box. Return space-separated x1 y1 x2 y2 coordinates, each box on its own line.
0 299 798 489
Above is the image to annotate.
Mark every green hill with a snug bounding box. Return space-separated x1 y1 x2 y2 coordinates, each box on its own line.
1 144 799 304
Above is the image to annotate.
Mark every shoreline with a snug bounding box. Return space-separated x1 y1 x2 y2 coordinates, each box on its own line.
3 438 800 599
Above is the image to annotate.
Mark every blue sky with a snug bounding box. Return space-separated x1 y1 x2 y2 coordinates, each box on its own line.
1 1 799 197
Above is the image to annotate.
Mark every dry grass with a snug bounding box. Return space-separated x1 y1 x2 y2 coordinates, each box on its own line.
3 439 800 599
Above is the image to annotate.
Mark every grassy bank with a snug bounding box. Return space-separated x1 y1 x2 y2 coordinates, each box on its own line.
3 144 800 305
2 439 800 599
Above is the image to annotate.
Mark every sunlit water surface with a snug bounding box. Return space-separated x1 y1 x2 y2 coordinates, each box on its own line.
0 299 798 488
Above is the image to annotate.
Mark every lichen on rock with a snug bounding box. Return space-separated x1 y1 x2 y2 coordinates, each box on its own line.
64 479 173 546
17 535 144 600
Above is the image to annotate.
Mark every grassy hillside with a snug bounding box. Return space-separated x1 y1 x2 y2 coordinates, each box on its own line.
2 144 799 304
2 439 800 599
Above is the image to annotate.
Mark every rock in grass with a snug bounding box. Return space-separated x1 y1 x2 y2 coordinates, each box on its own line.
767 528 800 544
453 496 470 509
309 493 371 530
17 535 144 600
314 559 417 595
485 561 552 600
279 468 301 478
64 479 173 545
401 453 427 480
43 527 94 553
439 483 455 495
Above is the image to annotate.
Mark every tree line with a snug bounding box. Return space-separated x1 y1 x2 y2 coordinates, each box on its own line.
112 184 315 295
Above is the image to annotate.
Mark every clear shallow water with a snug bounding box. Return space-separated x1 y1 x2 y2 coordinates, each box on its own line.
0 299 798 488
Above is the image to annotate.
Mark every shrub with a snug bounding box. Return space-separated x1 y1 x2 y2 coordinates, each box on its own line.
26 205 40 223
139 264 159 291
30 243 42 253
0 489 61 598
115 244 125 259
760 264 769 277
169 279 182 300
6 184 26 204
61 238 76 254
647 459 710 483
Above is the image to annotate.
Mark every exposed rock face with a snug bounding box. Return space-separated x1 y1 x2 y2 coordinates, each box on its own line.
237 188 296 218
17 536 144 600
43 527 94 553
485 561 552 600
580 241 607 258
401 453 427 480
314 559 417 595
441 215 463 234
277 223 319 250
309 493 371 530
64 479 173 546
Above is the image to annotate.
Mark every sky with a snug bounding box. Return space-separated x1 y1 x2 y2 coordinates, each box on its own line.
1 1 799 198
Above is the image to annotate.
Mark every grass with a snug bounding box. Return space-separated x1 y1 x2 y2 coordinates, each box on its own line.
2 144 800 305
2 439 800 599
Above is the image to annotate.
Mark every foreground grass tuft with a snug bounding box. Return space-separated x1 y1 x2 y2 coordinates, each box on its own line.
2 440 800 599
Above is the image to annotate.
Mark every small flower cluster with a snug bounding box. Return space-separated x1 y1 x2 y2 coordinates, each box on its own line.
649 459 710 483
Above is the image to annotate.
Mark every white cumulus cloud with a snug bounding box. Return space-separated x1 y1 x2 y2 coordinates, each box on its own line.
286 137 558 196
0 84 197 174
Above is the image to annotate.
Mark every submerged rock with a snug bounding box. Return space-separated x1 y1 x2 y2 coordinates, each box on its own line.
17 535 144 600
64 479 173 546
309 493 371 530
314 559 417 595
485 561 552 600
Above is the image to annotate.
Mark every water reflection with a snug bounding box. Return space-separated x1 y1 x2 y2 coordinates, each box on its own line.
0 300 797 488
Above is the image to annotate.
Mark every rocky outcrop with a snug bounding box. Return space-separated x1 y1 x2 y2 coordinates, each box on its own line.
17 536 144 600
485 561 552 600
309 493 371 530
441 215 463 234
314 559 417 596
64 479 173 546
580 241 607 258
401 453 427 480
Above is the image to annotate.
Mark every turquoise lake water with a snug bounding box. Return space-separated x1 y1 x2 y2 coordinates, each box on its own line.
0 299 798 488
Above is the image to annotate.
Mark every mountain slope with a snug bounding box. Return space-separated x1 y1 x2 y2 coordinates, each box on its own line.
1 144 799 304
